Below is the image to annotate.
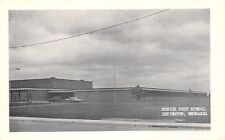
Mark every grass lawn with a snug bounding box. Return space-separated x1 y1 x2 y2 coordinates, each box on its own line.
10 97 210 123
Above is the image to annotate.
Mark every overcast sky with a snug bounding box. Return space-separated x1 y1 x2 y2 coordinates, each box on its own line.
9 9 210 91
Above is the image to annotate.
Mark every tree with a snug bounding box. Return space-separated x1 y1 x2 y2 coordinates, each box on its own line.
131 85 142 101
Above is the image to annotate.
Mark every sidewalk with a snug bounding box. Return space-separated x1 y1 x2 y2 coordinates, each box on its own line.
10 116 210 131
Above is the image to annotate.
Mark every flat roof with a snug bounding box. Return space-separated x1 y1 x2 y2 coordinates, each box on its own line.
9 77 92 83
10 87 208 95
10 88 73 91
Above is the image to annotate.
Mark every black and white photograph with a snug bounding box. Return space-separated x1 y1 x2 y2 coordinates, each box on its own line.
8 9 210 131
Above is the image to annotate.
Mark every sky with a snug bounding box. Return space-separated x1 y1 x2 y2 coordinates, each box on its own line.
9 9 210 91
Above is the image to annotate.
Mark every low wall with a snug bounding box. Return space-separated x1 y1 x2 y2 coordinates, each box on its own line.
74 89 209 103
75 90 136 102
10 88 209 103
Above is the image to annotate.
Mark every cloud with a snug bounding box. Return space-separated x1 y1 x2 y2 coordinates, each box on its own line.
9 9 210 91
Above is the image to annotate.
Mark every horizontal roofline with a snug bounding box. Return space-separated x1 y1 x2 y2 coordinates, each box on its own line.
10 88 73 91
9 77 92 82
141 87 207 94
10 87 208 94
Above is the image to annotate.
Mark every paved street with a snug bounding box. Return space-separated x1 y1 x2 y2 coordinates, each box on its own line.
10 117 210 131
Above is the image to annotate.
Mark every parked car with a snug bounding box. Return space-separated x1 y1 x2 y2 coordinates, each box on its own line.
65 96 82 103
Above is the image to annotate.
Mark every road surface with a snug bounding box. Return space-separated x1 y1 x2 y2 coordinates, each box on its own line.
10 117 210 131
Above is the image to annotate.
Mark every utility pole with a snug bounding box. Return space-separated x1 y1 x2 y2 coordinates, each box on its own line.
113 55 116 102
